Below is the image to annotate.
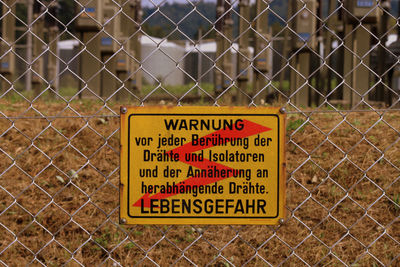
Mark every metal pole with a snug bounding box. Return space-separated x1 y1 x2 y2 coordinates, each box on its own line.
278 0 292 104
214 0 224 96
377 0 390 103
222 0 233 93
314 0 324 105
132 0 142 93
289 0 317 107
253 0 269 104
342 22 353 106
48 26 59 94
55 40 60 93
325 0 338 99
398 0 400 36
237 0 250 105
197 27 202 87
352 25 371 107
32 2 45 96
295 52 311 106
1 1 16 92
47 2 60 95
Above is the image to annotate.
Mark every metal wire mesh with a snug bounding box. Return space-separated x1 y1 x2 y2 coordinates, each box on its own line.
0 0 399 266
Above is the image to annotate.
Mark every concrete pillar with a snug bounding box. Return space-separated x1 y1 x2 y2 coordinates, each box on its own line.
0 0 16 92
79 31 101 98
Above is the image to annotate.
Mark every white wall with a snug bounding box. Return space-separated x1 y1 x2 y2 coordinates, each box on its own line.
141 36 185 86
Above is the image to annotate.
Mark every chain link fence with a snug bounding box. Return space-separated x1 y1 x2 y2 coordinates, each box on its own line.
0 0 399 266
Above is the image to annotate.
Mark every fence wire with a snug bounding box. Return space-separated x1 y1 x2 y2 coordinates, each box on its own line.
0 0 399 266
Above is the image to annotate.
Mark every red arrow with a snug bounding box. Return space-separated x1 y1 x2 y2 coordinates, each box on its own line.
133 119 271 207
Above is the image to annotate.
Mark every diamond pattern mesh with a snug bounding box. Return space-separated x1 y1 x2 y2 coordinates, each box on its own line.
0 0 399 266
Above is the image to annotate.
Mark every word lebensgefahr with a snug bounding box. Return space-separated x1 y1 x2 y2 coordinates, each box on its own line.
141 198 268 215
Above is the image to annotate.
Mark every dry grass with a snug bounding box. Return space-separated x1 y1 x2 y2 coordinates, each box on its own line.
0 100 399 266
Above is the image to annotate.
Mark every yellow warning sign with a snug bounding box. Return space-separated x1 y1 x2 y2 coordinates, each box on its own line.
120 107 286 225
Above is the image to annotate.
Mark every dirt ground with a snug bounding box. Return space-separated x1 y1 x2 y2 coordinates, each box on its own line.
0 100 399 266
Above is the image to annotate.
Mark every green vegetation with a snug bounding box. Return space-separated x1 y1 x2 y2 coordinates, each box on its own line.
271 80 290 92
141 82 214 96
1 87 79 103
392 193 400 212
124 242 136 249
286 118 306 133
1 83 217 104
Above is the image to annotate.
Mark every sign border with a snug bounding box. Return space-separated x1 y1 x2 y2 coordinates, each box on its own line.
125 113 281 219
